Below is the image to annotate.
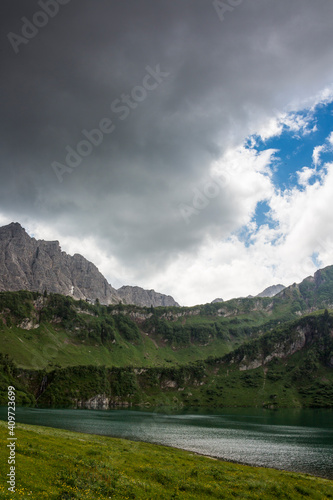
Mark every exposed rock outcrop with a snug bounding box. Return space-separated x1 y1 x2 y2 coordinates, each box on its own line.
0 222 120 304
75 394 132 409
211 297 224 304
117 285 179 307
235 324 313 371
0 222 180 307
256 284 286 298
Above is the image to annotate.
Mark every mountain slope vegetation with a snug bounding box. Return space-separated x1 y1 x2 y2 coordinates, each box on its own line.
0 265 333 408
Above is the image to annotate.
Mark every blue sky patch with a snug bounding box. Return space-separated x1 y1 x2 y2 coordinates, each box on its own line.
246 101 333 191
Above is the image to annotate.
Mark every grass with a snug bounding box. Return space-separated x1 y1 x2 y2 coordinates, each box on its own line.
0 321 234 372
0 289 309 372
0 421 333 499
1 331 333 410
1 292 333 411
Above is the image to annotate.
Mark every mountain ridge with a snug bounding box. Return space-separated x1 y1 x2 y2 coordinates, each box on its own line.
0 222 179 307
117 285 179 307
256 283 286 298
1 260 333 408
0 292 332 409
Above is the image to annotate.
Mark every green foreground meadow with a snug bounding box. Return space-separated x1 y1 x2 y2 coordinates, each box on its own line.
0 421 332 499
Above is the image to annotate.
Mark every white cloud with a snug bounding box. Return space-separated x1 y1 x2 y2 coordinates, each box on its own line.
297 166 316 186
255 108 318 144
312 145 325 167
312 130 333 167
280 112 315 137
255 117 283 141
209 145 276 225
327 131 333 146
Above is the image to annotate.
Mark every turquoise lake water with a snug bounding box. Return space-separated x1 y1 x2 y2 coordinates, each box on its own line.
1 407 332 479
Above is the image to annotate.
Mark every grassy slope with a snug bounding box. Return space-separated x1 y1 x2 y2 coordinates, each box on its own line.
197 310 333 409
0 421 332 499
199 356 333 409
32 311 332 410
1 312 332 409
0 283 333 409
0 286 315 372
0 322 236 371
0 292 243 370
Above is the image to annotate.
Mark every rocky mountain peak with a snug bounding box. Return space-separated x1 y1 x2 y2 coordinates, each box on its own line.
1 221 29 239
211 298 224 304
256 284 286 298
0 222 180 308
117 285 179 307
0 223 120 304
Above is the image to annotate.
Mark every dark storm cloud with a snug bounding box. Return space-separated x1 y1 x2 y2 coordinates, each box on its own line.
2 0 333 281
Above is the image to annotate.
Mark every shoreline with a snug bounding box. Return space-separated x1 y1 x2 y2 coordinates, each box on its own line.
1 415 332 481
0 420 332 500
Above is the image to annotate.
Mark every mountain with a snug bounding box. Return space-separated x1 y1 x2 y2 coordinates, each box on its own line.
0 222 120 304
0 262 333 408
117 285 179 307
213 284 286 303
0 222 179 307
1 225 333 409
256 284 286 298
0 290 332 409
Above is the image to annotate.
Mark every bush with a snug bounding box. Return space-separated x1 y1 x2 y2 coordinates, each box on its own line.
115 315 141 343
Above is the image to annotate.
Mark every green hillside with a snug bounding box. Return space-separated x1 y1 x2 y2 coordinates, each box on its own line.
0 291 238 370
0 266 333 409
1 421 333 500
2 264 333 372
0 310 332 409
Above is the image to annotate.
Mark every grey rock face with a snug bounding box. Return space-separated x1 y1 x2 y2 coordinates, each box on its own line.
238 324 309 371
211 298 224 304
0 222 120 304
0 222 180 307
117 285 179 307
256 284 286 298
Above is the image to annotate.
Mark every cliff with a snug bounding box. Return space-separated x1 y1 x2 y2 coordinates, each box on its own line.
117 285 179 307
0 222 180 307
0 222 120 304
256 284 286 298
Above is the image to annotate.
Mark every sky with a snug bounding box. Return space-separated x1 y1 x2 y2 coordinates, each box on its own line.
2 0 333 306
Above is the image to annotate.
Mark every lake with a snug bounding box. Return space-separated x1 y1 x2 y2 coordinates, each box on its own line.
1 407 332 479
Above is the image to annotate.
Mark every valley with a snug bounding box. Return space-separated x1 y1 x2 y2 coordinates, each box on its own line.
0 264 333 409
